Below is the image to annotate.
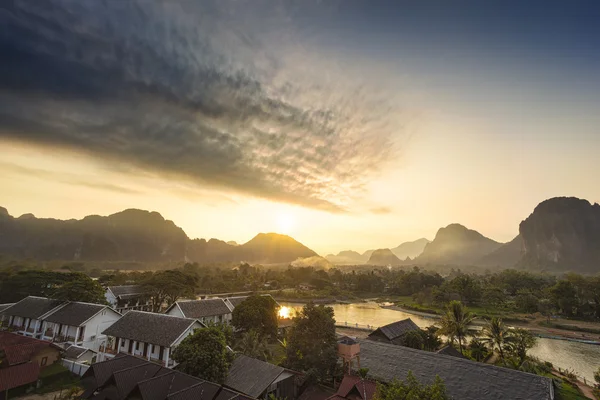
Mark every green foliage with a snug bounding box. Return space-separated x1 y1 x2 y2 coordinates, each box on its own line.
397 326 441 352
235 330 272 361
468 338 488 362
285 303 337 380
52 273 107 304
358 368 370 379
399 330 425 350
142 270 197 312
481 317 509 361
507 328 536 365
171 326 233 384
232 295 278 338
374 371 449 400
437 300 474 355
594 366 600 388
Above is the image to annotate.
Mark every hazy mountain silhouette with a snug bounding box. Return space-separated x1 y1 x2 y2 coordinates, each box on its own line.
416 223 502 265
391 238 430 259
478 235 524 267
0 208 317 264
368 248 401 265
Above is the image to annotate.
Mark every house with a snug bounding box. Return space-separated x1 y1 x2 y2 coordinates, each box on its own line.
0 303 14 327
354 339 555 400
80 354 254 400
224 295 280 310
0 332 62 398
41 301 122 351
166 298 233 325
326 375 377 400
435 345 466 359
99 310 205 367
1 296 65 338
63 344 97 364
366 318 421 345
225 355 300 400
105 285 152 313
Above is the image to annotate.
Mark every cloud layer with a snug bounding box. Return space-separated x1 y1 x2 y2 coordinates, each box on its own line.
0 0 402 212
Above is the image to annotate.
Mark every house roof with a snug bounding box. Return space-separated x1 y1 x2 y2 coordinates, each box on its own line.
226 297 248 308
2 296 64 319
0 303 14 314
83 353 149 389
0 331 57 366
328 375 377 400
102 311 201 347
435 345 466 359
367 318 420 341
64 344 96 361
44 302 111 327
112 364 171 400
136 371 204 400
357 339 554 400
108 285 146 299
0 362 41 391
224 355 284 398
173 299 232 318
167 382 221 400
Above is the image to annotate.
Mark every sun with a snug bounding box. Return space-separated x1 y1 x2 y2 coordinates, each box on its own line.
278 306 292 319
276 212 296 235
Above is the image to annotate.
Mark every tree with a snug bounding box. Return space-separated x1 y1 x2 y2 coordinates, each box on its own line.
549 280 578 317
235 330 272 361
171 326 233 384
285 303 337 380
374 371 449 400
0 270 70 303
232 295 278 338
448 275 482 305
468 338 488 362
399 330 425 350
142 270 197 312
437 301 474 355
422 326 442 351
506 328 536 365
481 317 509 361
52 273 107 304
594 367 600 388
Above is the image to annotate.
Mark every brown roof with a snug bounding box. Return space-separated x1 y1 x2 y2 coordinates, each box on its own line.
0 332 57 366
367 318 420 341
0 362 40 391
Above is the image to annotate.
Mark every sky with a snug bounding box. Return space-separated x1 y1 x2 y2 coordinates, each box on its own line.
1 0 600 254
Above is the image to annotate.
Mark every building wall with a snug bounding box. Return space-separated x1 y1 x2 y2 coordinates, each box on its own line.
166 305 185 318
105 290 118 307
31 346 61 368
80 308 121 351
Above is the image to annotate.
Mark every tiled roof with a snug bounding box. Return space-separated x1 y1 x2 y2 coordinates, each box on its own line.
226 297 248 308
0 303 14 314
168 382 221 400
102 311 200 347
136 372 203 400
83 353 149 389
64 344 95 361
0 332 56 366
224 355 283 398
331 375 377 400
109 285 146 299
435 345 466 359
0 362 41 391
2 296 64 319
174 299 232 318
112 363 170 400
368 318 420 341
45 302 109 327
357 339 554 400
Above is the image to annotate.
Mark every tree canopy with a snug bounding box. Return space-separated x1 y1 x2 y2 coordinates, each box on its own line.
232 295 278 338
285 303 338 380
437 300 474 355
171 326 233 384
142 269 197 312
52 273 107 304
374 371 449 400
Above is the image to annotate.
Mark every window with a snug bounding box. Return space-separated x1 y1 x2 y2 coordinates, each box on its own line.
136 342 140 351
41 357 48 366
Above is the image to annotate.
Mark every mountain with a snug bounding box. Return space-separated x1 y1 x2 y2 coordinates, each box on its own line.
391 238 430 259
518 197 600 272
368 248 401 265
416 224 502 265
0 208 318 264
325 250 367 264
478 235 523 267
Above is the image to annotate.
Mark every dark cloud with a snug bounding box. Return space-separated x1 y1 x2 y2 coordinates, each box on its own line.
0 0 401 212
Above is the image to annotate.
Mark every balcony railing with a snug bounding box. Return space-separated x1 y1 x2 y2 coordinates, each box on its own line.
26 327 35 333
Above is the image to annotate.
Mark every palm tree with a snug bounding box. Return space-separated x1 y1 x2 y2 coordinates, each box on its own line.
481 317 510 361
437 300 474 355
235 330 272 361
468 338 488 362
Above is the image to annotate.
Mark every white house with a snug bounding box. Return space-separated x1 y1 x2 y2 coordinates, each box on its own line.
99 310 204 368
165 298 233 325
1 296 66 338
41 301 122 351
63 344 97 364
105 285 152 313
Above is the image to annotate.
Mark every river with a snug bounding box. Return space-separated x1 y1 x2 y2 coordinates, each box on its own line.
279 301 600 382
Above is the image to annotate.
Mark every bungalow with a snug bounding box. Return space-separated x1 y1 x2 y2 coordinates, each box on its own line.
41 301 122 351
366 318 421 345
63 344 97 364
105 285 152 313
166 298 233 324
99 310 205 367
1 296 65 338
225 355 300 400
326 375 377 400
80 354 254 400
354 339 555 400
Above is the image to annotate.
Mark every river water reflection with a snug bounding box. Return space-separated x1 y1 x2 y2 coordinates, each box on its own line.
280 301 600 382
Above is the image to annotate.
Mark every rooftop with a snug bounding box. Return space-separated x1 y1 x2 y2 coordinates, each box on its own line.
0 362 40 391
1 296 64 319
224 355 284 398
357 339 554 400
102 310 201 347
64 344 96 361
435 345 466 359
45 301 112 327
367 318 420 341
173 298 233 318
327 375 377 400
108 285 146 299
0 331 58 366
